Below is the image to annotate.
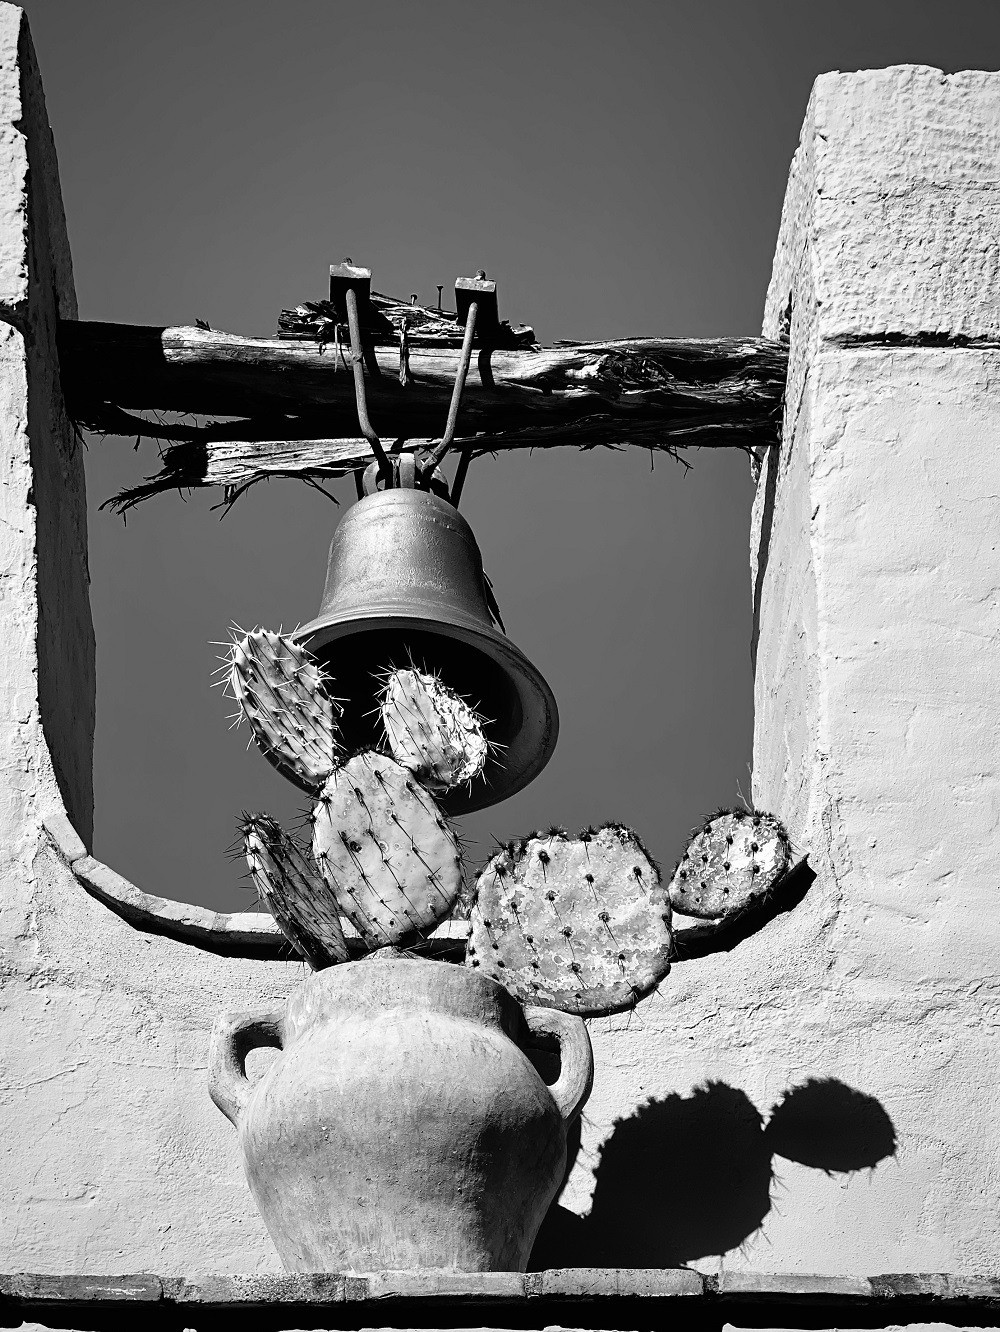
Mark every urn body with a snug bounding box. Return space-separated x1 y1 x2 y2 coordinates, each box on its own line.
210 956 593 1272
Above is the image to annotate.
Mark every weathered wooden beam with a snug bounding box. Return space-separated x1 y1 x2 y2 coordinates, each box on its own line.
57 321 787 508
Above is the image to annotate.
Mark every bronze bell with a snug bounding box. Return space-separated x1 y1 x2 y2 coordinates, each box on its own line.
294 488 558 815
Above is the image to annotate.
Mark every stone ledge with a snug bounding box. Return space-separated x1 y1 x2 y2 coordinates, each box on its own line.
3 1271 1000 1309
162 1273 348 1304
869 1273 1000 1302
0 1274 165 1303
363 1272 526 1302
715 1272 875 1300
529 1269 703 1298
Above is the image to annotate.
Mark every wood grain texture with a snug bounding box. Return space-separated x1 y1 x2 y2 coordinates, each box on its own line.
57 321 787 507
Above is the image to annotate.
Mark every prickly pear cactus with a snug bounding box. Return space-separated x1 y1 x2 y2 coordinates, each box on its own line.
380 666 488 794
667 808 791 920
242 813 349 969
466 823 672 1017
312 750 464 949
228 628 343 793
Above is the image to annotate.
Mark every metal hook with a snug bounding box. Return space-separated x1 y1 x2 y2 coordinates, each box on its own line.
330 260 392 488
422 296 479 474
421 274 499 497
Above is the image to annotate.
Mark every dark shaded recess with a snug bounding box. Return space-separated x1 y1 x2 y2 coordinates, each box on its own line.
310 627 524 818
764 1077 897 1173
8 1296 1000 1332
672 857 815 961
531 1077 896 1270
750 429 779 675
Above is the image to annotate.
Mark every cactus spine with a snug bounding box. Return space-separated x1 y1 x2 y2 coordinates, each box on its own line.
380 666 488 794
667 808 791 920
467 823 672 1017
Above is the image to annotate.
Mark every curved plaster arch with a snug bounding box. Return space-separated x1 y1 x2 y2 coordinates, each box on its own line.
44 809 289 959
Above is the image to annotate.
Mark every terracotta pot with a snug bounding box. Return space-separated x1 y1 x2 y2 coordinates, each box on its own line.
209 954 593 1272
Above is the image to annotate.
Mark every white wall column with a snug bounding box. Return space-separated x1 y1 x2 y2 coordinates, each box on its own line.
753 65 1000 1272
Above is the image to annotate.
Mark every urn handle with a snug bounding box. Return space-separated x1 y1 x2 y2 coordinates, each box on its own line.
209 1007 285 1127
522 1006 594 1124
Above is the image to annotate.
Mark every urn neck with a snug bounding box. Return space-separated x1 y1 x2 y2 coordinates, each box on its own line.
283 955 524 1043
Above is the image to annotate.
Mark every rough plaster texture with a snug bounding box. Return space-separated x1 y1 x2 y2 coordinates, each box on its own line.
4 36 1000 1280
0 4 299 1272
746 66 1000 1272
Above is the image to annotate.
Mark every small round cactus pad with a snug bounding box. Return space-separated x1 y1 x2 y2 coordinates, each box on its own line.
467 824 672 1017
312 750 464 949
380 666 488 794
667 808 791 920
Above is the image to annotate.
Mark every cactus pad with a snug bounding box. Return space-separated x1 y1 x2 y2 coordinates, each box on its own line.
380 666 488 794
667 808 791 920
312 750 464 948
242 813 348 969
229 628 343 794
466 823 672 1017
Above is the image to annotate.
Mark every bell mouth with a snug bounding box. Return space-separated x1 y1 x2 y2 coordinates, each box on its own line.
293 616 559 817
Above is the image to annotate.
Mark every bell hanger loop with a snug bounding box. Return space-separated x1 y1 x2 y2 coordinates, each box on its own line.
361 452 450 500
333 261 500 506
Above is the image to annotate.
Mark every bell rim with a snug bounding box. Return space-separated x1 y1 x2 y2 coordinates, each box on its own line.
292 611 559 815
295 602 510 653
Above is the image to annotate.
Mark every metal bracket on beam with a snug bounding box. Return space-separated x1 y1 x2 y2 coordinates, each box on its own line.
455 274 499 344
328 261 373 323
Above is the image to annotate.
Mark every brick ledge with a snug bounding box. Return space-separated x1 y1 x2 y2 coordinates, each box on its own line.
2 1269 999 1307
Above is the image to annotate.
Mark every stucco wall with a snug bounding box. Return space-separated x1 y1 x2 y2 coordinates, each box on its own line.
542 66 998 1278
0 3 298 1273
2 15 998 1279
748 66 1000 1273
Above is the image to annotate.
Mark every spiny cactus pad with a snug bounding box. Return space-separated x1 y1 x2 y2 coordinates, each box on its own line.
242 813 348 970
466 824 673 1017
667 808 791 920
380 666 488 794
229 628 343 794
312 750 464 949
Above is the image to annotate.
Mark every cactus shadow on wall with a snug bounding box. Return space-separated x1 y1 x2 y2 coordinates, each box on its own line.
529 1077 897 1269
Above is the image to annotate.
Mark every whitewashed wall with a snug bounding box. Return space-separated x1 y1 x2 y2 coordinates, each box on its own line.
2 9 997 1276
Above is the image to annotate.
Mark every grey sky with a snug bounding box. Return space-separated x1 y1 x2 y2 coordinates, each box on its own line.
24 1 1000 911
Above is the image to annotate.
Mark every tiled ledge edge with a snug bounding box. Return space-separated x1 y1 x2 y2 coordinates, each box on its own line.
2 1270 1000 1308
